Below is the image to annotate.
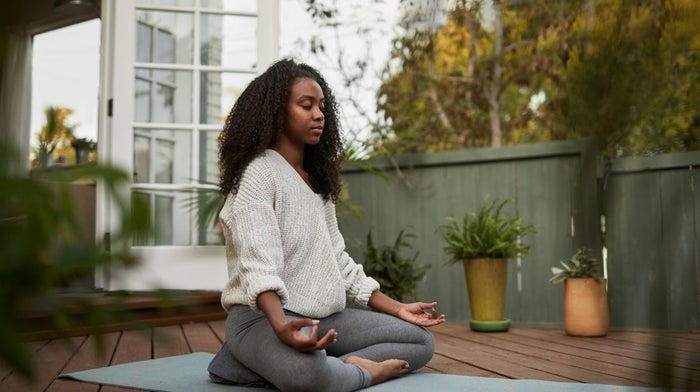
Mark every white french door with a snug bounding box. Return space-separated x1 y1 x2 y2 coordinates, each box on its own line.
96 0 279 290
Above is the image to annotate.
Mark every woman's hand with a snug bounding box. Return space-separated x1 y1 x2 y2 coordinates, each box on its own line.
257 291 337 352
396 302 446 327
368 291 446 327
274 318 338 353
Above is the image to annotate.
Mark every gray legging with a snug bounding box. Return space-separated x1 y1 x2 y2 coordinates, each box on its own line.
208 305 435 392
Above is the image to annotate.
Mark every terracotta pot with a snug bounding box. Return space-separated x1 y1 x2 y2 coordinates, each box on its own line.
463 258 510 331
564 278 610 337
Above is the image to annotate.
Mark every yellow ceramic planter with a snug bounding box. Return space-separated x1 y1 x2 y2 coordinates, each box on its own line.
463 258 510 331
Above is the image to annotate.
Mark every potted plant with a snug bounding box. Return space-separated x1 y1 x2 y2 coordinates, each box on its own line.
550 246 609 336
71 138 96 164
362 228 429 302
439 197 535 332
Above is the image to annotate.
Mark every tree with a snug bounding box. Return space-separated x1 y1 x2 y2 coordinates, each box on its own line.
295 0 401 156
376 0 700 157
33 106 77 168
555 0 700 156
376 0 582 154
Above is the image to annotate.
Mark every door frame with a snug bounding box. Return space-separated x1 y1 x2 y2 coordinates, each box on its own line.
95 0 279 291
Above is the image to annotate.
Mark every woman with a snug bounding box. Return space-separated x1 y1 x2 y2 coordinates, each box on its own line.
208 58 445 392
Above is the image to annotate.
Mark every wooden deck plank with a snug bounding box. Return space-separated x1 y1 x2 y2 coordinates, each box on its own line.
153 325 191 358
0 363 10 384
182 321 223 354
507 325 699 388
425 353 506 378
608 329 700 341
570 328 700 364
434 327 634 385
209 319 226 342
430 326 574 382
602 332 700 377
0 341 48 383
603 330 700 359
437 323 656 386
510 326 688 361
3 321 698 392
512 327 700 388
0 337 84 392
101 329 152 392
47 332 121 392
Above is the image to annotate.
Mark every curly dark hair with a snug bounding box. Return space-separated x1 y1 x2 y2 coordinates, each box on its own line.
218 58 344 202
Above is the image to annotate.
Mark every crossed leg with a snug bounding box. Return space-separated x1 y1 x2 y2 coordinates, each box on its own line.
217 306 435 392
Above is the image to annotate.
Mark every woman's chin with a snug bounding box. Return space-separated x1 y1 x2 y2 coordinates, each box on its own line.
305 136 322 145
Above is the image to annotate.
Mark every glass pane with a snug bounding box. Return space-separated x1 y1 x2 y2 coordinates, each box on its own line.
201 0 257 13
135 10 193 64
136 22 153 62
132 192 152 246
200 13 257 68
198 130 219 184
197 130 223 246
134 79 152 122
134 68 192 123
133 129 192 184
168 191 193 245
155 138 174 183
131 191 192 246
200 72 254 124
156 29 176 63
134 135 150 183
154 195 174 245
135 0 195 8
131 190 193 246
198 217 223 245
195 130 221 245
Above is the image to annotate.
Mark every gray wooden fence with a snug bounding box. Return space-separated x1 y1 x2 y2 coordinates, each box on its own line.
338 138 700 329
601 152 700 329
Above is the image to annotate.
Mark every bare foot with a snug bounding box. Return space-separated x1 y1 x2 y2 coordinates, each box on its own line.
344 356 409 385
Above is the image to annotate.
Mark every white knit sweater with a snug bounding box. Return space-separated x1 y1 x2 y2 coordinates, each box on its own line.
219 149 380 318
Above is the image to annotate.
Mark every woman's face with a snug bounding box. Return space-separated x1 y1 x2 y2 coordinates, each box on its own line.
281 77 325 147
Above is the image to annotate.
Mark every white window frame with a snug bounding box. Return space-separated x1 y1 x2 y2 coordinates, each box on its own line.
96 0 279 290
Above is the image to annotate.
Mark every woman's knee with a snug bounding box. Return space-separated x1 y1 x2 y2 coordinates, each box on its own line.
276 354 334 392
411 327 436 369
421 327 436 351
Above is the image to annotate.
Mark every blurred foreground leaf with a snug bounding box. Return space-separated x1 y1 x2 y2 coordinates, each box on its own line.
0 142 151 380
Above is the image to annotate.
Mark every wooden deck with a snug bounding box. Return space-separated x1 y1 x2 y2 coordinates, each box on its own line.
1 320 698 391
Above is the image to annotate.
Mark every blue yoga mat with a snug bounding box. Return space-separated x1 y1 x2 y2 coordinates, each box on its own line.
58 352 686 392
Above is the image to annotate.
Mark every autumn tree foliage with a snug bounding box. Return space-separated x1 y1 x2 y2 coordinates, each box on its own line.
33 106 77 168
375 0 700 157
560 0 700 156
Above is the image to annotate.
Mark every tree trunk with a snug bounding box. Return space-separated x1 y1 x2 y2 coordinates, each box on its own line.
489 0 503 147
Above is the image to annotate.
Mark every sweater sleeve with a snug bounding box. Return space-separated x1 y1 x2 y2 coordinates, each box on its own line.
323 201 380 307
219 160 288 312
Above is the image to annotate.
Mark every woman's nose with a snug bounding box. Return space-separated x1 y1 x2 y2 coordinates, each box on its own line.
314 106 324 120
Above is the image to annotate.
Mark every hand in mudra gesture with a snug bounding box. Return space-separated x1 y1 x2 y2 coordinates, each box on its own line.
275 319 338 353
397 302 446 327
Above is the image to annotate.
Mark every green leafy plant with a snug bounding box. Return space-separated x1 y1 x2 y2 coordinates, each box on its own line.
70 137 96 150
438 197 536 264
1 142 152 380
362 228 429 302
180 182 225 233
550 246 602 284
